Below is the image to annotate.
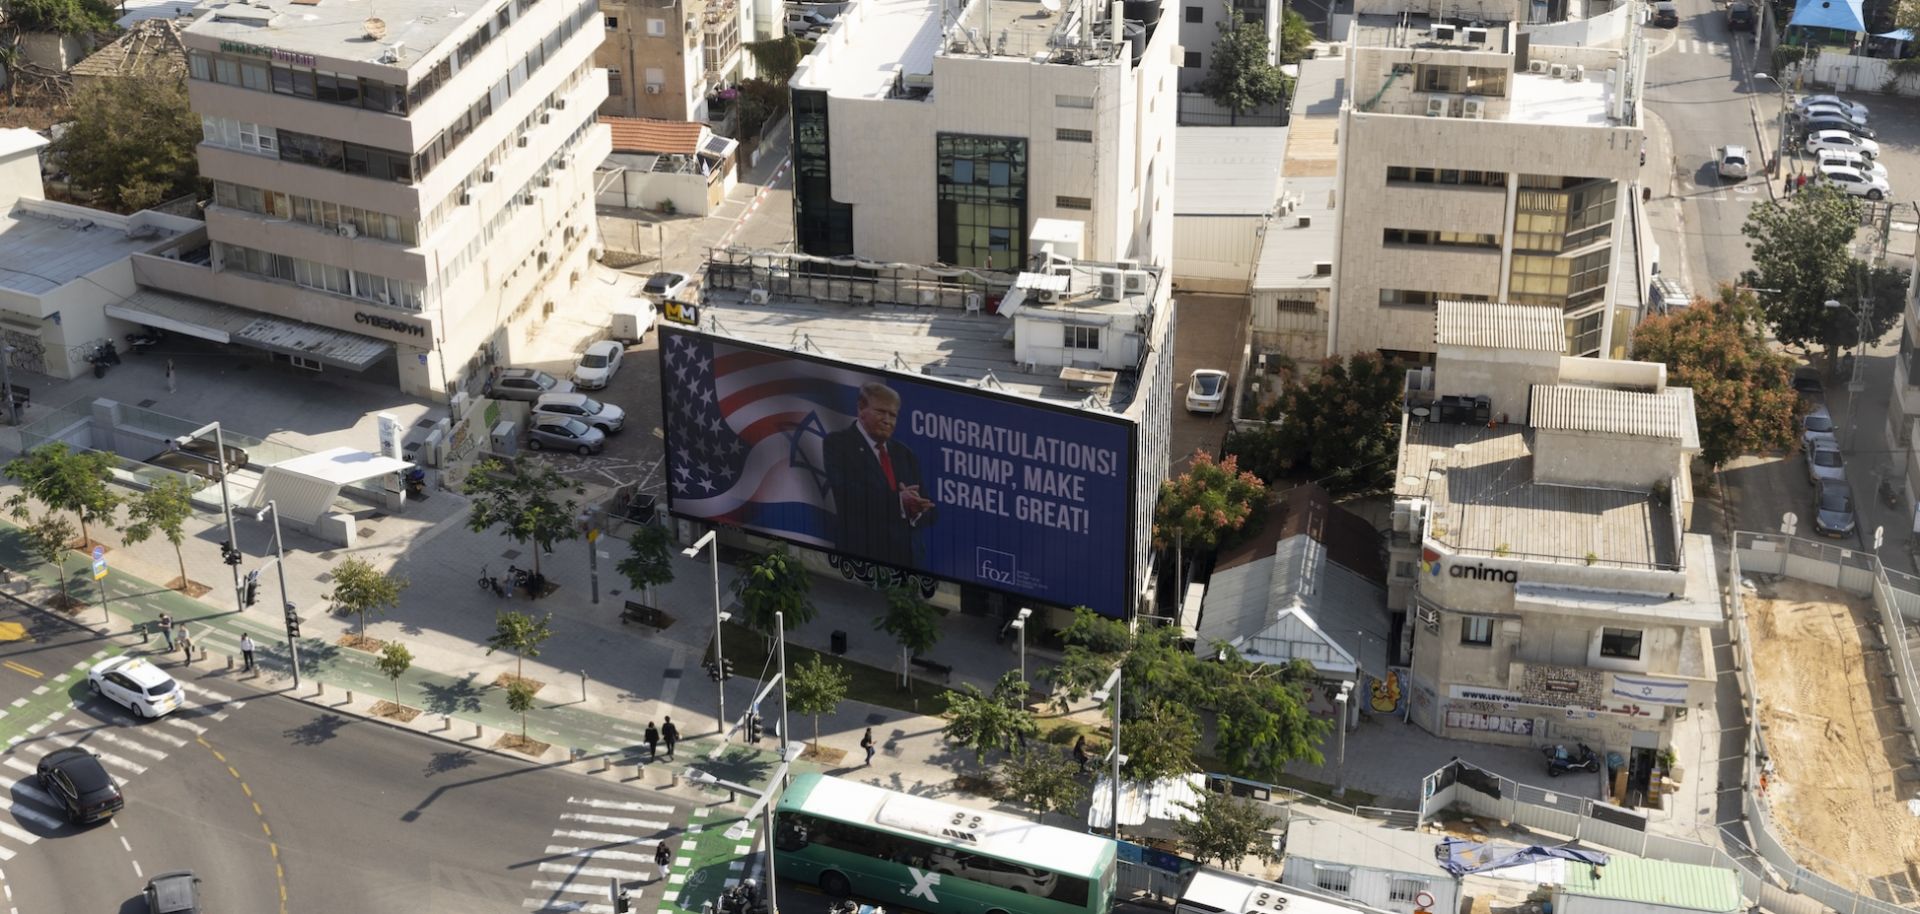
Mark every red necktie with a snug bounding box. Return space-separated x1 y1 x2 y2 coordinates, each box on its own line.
877 445 898 492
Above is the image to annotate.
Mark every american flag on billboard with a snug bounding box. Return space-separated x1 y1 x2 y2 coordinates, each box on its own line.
663 332 868 544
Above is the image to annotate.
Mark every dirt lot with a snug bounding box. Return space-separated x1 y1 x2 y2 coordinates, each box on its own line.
1747 576 1920 894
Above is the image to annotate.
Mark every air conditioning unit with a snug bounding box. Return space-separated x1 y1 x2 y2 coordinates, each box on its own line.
458 193 472 205
522 194 536 204
557 156 572 169
516 136 530 148
1461 95 1486 119
645 83 663 94
1462 25 1487 44
1097 268 1123 299
1548 63 1568 78
1035 287 1063 304
554 99 568 110
1429 22 1455 41
1425 95 1450 117
1121 269 1150 295
1416 605 1440 625
1528 59 1548 73
483 169 496 182
539 112 551 124
338 222 359 238
539 176 553 187
748 287 771 304
1570 64 1585 82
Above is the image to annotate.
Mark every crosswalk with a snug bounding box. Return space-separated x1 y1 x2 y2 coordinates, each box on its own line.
1668 38 1733 55
523 796 681 914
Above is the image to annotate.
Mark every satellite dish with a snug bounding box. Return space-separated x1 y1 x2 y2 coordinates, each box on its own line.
363 15 386 38
1040 0 1061 13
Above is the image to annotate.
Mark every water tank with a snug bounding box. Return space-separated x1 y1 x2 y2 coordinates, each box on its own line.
1121 0 1159 25
1123 20 1145 64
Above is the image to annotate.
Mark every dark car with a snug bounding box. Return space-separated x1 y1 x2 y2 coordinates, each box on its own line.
145 871 202 914
1799 115 1875 139
36 746 123 824
176 436 248 471
1653 2 1678 26
145 448 224 483
1792 370 1823 400
1815 479 1857 538
1727 1 1754 29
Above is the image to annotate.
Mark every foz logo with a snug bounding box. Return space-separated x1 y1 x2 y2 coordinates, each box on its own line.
906 868 942 903
1448 562 1518 583
976 548 1016 585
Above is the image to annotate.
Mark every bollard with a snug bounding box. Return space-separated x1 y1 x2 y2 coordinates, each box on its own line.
346 690 354 705
225 655 234 671
599 755 612 773
475 722 483 739
442 715 453 732
315 682 325 698
580 669 588 703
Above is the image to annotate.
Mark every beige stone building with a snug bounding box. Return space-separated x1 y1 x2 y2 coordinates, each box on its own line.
593 0 745 125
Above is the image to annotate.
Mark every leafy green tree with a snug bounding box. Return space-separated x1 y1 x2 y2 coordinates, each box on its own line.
377 642 414 704
1836 262 1913 351
732 545 814 640
325 556 408 637
1043 608 1132 712
4 0 115 35
874 585 941 691
996 746 1088 818
4 443 123 549
1120 700 1200 782
462 458 584 579
1631 287 1799 468
1152 451 1267 580
787 654 852 750
50 76 200 212
487 610 554 684
744 36 813 82
942 671 1039 762
1276 8 1314 64
1206 649 1330 778
1226 353 1404 493
505 678 538 738
1198 7 1288 116
1740 183 1860 351
1174 790 1282 869
615 521 675 606
121 477 196 592
22 514 76 609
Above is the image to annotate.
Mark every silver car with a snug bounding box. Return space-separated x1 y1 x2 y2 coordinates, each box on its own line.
527 417 606 455
1802 406 1837 448
534 392 626 433
1804 439 1845 485
1814 479 1857 538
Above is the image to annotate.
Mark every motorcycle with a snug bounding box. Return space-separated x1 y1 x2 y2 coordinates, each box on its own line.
714 879 765 914
506 564 545 598
1543 742 1600 777
403 464 428 499
1881 477 1901 509
124 327 164 354
477 565 507 597
85 341 119 378
827 902 885 914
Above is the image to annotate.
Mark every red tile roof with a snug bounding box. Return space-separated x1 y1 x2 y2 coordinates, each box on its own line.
600 116 705 155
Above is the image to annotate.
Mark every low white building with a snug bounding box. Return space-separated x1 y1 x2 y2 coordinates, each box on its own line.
1281 816 1461 914
1171 126 1285 294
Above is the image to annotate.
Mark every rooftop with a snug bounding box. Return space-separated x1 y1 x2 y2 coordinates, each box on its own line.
0 201 180 297
72 18 188 81
1508 70 1614 126
1435 300 1563 351
1559 856 1743 912
790 0 1130 98
790 0 946 97
183 0 488 69
602 117 707 155
0 128 47 162
1286 816 1452 875
1352 13 1510 50
1175 127 1288 216
1530 385 1686 440
1251 176 1338 291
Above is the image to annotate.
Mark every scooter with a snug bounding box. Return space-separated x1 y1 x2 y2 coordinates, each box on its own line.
828 902 885 914
1881 477 1901 509
715 880 766 914
85 341 119 378
1543 742 1600 777
403 465 427 499
124 327 164 354
477 565 508 597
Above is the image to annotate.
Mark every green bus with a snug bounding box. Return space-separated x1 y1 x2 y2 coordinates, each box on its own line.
773 773 1117 914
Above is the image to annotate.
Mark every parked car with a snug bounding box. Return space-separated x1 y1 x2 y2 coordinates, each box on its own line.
534 392 626 434
1815 148 1888 182
1799 116 1875 140
1815 162 1890 200
1652 1 1678 26
1726 1 1754 29
572 340 626 390
642 271 693 300
88 656 182 719
1793 103 1870 129
1814 479 1857 538
145 448 224 483
1804 129 1880 159
36 747 123 824
1794 95 1869 121
1185 369 1229 414
784 7 834 35
176 436 248 470
1804 439 1846 484
489 367 573 402
1802 405 1837 448
1791 370 1824 402
609 296 657 344
527 417 606 455
1715 145 1750 181
145 871 202 914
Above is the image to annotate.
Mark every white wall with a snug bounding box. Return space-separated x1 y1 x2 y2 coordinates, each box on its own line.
1171 214 1259 292
1520 3 1631 48
1173 0 1283 91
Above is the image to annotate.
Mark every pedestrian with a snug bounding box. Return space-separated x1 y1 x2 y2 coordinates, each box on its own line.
661 716 679 759
157 612 174 651
240 633 255 672
645 721 661 761
1797 172 1808 193
654 841 673 882
861 727 876 767
178 624 193 664
165 359 176 393
1073 735 1090 773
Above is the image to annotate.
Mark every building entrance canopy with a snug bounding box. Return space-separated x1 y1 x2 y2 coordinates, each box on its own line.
107 289 395 370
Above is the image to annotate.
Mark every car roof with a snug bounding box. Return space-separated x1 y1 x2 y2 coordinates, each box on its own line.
1818 162 1864 177
584 340 622 355
95 655 172 685
148 871 199 910
1722 145 1748 157
45 747 111 790
1810 130 1857 140
1191 369 1227 378
535 392 591 407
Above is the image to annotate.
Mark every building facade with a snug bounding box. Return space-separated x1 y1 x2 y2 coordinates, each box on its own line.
134 0 611 397
1173 0 1282 92
593 0 746 124
787 0 1177 269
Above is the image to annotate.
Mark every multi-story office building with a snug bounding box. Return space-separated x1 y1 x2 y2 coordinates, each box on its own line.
1332 3 1645 360
787 0 1177 269
594 0 746 123
131 0 611 397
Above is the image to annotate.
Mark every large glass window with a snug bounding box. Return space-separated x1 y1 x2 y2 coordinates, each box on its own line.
792 89 853 256
936 133 1028 269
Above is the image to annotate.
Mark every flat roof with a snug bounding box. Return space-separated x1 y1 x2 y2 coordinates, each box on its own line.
109 288 395 369
1435 300 1563 352
0 128 47 162
1509 71 1614 126
1250 176 1337 290
790 0 945 98
1559 856 1743 912
0 202 175 296
1175 127 1288 216
184 0 485 69
1352 13 1510 49
1286 816 1451 876
786 773 1115 876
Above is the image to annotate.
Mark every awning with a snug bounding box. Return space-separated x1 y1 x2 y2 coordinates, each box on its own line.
108 289 395 370
1087 773 1205 830
1875 27 1914 39
253 446 412 525
1788 0 1864 32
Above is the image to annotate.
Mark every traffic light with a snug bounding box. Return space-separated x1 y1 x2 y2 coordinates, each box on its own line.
746 711 761 743
704 659 719 681
243 571 260 607
722 659 734 681
284 603 301 639
220 541 242 566
613 886 633 914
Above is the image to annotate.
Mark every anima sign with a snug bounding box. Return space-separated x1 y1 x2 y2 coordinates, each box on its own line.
1448 561 1518 583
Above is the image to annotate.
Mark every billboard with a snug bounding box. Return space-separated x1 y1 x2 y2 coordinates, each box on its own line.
659 327 1135 617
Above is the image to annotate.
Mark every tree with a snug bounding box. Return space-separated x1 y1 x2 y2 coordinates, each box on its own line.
787 654 852 751
4 443 123 549
1226 353 1404 493
1120 700 1200 782
51 76 200 213
505 678 538 738
1740 183 1861 351
1174 790 1282 869
995 746 1088 818
1276 8 1314 64
122 477 196 592
487 610 554 684
732 545 814 641
1205 649 1331 778
744 36 813 83
615 521 675 606
462 458 584 579
377 642 414 704
1631 287 1799 468
873 585 941 691
22 514 76 609
1838 262 1913 351
1152 450 1267 581
4 0 115 34
941 671 1039 762
325 556 408 637
1198 7 1288 116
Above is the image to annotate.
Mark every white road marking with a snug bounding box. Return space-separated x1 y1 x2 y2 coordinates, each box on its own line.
74 745 146 777
90 730 169 760
0 820 37 846
524 900 615 914
0 758 34 778
7 803 62 830
568 797 676 814
551 828 644 844
133 859 143 879
529 880 607 894
537 861 646 880
546 845 657 864
0 776 61 809
120 835 132 852
559 812 670 830
162 716 207 736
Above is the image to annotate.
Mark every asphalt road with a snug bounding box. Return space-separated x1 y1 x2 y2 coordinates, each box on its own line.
2 665 693 914
0 594 110 708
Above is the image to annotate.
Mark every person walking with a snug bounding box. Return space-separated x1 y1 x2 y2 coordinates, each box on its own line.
653 841 673 882
1073 735 1090 773
165 359 176 393
178 623 194 664
240 633 256 672
860 727 876 767
157 612 174 651
644 721 661 761
661 717 679 759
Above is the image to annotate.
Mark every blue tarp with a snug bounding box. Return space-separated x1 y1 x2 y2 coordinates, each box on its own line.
1874 27 1914 40
1436 837 1612 877
1789 0 1866 32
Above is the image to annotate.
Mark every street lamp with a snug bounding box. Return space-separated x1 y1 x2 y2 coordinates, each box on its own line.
1009 608 1031 685
1092 668 1123 839
183 421 241 610
1753 72 1791 177
251 500 301 688
683 529 725 736
1827 299 1871 452
1332 680 1355 798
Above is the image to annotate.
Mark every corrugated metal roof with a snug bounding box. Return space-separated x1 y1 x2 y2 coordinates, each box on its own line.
1087 773 1205 830
1434 300 1565 352
1285 816 1452 876
109 289 393 369
1529 385 1685 440
1557 855 1743 912
1175 127 1289 216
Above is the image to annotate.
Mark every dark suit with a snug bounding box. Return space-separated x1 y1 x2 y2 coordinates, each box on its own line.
824 425 935 567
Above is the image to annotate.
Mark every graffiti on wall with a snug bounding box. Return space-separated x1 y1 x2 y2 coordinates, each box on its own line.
1445 708 1535 735
1370 669 1406 714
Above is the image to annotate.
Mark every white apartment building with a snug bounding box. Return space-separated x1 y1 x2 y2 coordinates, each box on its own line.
1173 0 1282 91
1390 301 1715 805
130 0 611 397
787 0 1177 269
1332 2 1646 360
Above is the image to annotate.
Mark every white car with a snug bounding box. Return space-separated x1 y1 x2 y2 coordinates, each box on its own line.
534 392 626 434
1805 129 1880 159
1715 145 1749 181
1815 148 1888 182
88 657 182 719
1816 162 1890 200
1186 369 1229 414
572 340 625 390
1802 405 1837 449
1794 95 1869 121
642 271 693 301
1796 103 1870 128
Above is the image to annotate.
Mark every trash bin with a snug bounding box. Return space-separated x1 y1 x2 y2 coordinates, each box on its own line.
831 630 848 655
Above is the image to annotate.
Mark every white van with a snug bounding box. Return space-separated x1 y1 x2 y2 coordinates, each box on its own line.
609 296 656 344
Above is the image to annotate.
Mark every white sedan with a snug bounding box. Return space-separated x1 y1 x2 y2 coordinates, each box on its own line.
88 656 182 719
572 340 625 390
1805 129 1880 159
1816 162 1890 200
1794 95 1869 120
1186 369 1230 414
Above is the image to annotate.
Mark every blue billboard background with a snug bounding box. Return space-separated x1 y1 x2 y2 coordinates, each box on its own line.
659 327 1134 617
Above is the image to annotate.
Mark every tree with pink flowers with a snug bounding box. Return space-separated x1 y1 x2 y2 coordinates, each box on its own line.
1153 451 1267 579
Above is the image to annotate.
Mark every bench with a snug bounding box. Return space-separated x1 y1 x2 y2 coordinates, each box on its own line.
621 601 664 627
909 655 953 683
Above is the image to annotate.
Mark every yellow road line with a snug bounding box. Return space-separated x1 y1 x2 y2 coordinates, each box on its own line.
194 736 289 913
2 660 42 678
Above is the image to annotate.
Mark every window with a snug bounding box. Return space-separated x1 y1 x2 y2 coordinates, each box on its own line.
605 14 617 27
1599 627 1643 660
1461 615 1495 646
1055 94 1094 108
1056 128 1093 143
647 17 666 35
1383 228 1499 249
773 813 1091 907
1055 195 1092 210
1065 325 1101 350
1183 50 1202 68
1185 4 1203 20
1389 879 1429 903
936 133 1027 268
607 67 623 95
1313 866 1352 895
1386 166 1507 187
1394 561 1415 579
1381 289 1484 309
